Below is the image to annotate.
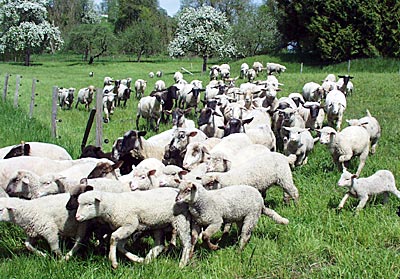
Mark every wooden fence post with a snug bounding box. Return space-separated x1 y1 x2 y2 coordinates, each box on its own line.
29 78 38 119
51 86 58 138
300 63 303 74
347 60 351 73
14 75 21 108
2 73 9 102
95 87 103 148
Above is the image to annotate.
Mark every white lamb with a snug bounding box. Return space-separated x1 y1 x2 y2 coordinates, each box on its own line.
302 82 325 102
346 109 381 154
0 194 86 259
134 79 147 99
282 127 317 167
176 181 288 253
266 62 286 75
337 169 400 211
240 63 249 79
201 150 299 203
154 80 166 91
318 126 370 176
129 158 165 191
75 188 192 268
325 89 347 131
136 92 164 131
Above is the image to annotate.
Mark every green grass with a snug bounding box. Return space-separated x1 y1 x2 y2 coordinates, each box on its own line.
0 55 400 278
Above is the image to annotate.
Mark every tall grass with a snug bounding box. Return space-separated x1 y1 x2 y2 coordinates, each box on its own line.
0 55 399 278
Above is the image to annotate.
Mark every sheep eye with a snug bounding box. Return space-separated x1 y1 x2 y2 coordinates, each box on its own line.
140 175 146 179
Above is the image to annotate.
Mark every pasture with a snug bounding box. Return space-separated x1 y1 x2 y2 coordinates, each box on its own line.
0 55 400 278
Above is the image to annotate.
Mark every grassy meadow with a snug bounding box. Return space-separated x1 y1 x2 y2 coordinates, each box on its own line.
0 54 400 278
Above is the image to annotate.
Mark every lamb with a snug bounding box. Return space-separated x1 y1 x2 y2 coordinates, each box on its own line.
337 169 400 211
252 62 264 76
219 63 231 81
198 107 225 138
324 89 347 131
75 86 96 111
298 101 325 130
0 141 72 160
129 158 165 191
173 71 184 83
209 66 219 81
0 194 86 259
0 156 112 190
177 84 205 112
317 126 370 176
103 76 114 86
156 71 163 78
158 165 188 188
282 127 317 167
266 62 286 75
136 91 164 131
336 75 354 96
323 73 336 82
154 80 166 91
206 144 270 172
164 108 195 129
58 87 75 110
246 68 257 82
134 79 147 99
148 72 155 78
175 181 288 252
346 109 381 154
102 91 116 123
182 138 221 170
75 187 192 268
201 150 299 203
302 82 325 102
116 83 131 107
240 63 249 79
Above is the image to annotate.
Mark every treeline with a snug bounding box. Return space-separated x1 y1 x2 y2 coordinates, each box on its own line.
2 0 399 64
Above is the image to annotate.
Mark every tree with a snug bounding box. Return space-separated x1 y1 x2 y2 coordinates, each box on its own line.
233 3 282 56
66 22 116 63
168 5 237 72
0 0 64 66
119 20 161 62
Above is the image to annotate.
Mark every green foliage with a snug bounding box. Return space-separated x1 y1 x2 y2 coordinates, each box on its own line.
275 0 400 62
0 55 400 278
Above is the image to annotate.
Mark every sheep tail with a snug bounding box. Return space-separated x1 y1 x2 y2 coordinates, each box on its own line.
366 109 372 118
262 206 289 225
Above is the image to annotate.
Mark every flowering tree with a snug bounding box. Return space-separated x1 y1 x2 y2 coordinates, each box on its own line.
0 0 64 66
168 5 237 72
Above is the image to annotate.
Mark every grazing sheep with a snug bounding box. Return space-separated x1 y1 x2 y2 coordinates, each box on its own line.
346 109 381 154
282 127 317 167
75 188 192 268
136 92 164 131
75 86 96 111
323 73 336 82
302 82 325 102
1 141 72 160
337 169 400 211
176 181 288 252
201 150 299 203
0 194 86 259
324 89 347 131
266 62 286 75
318 126 370 176
134 79 147 99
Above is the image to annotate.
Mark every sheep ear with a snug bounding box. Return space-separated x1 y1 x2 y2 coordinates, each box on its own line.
148 169 157 176
178 170 188 178
84 185 94 192
351 174 358 179
187 131 198 138
21 177 30 184
80 178 88 186
138 131 147 137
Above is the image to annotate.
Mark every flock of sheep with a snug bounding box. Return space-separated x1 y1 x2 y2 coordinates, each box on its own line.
0 60 399 269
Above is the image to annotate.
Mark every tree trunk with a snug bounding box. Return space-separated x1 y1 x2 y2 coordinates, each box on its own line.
24 48 31 66
202 55 208 73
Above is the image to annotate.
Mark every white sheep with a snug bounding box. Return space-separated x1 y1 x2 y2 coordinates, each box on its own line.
102 92 116 123
75 188 192 268
134 79 147 99
318 126 370 176
158 165 187 188
266 62 286 75
302 82 325 102
324 89 347 131
176 181 288 253
246 69 257 82
240 63 249 79
182 138 221 171
116 83 131 107
58 87 75 110
337 169 400 211
201 150 299 203
323 73 336 82
148 72 155 78
252 61 263 76
173 71 184 83
282 127 317 167
346 109 381 154
129 158 165 191
336 75 354 96
0 194 86 259
103 76 114 86
154 80 166 91
136 92 164 131
0 141 72 160
156 71 163 78
75 86 96 111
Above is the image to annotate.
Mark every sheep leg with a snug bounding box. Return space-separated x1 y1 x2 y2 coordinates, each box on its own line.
263 207 289 224
355 150 369 177
189 223 201 260
109 223 142 269
356 194 369 211
175 214 193 267
338 193 350 210
202 221 223 250
144 230 165 264
24 237 46 257
382 192 390 204
64 224 87 261
238 215 258 251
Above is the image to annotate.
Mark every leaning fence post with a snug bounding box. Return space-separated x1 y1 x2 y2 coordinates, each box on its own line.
51 86 58 138
95 87 103 148
29 78 38 119
14 75 21 108
2 73 9 102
